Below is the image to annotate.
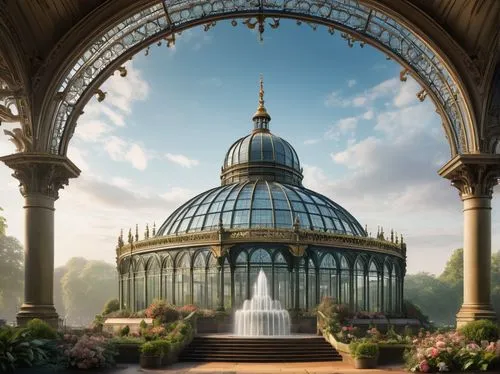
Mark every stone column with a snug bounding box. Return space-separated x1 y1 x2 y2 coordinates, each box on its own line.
0 153 80 327
439 155 500 327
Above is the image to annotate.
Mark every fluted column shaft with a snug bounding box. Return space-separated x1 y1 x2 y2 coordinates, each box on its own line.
0 153 80 327
439 155 500 327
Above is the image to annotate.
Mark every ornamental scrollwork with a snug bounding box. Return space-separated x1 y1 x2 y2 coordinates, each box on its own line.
47 0 475 156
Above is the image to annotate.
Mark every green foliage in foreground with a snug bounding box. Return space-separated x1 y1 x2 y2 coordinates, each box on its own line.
459 319 499 344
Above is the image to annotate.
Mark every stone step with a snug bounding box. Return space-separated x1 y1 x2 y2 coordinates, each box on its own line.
180 335 342 362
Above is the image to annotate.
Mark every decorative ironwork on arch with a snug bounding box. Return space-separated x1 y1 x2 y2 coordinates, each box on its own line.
48 0 475 156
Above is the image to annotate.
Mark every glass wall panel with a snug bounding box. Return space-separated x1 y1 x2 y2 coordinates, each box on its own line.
249 249 272 295
308 258 317 308
223 258 231 309
207 255 219 310
146 258 160 307
298 258 307 309
175 253 191 306
234 252 248 308
355 259 365 311
319 253 338 301
368 261 380 312
339 255 350 306
384 263 391 313
392 264 398 313
193 252 207 307
134 261 146 311
273 252 290 309
163 256 173 304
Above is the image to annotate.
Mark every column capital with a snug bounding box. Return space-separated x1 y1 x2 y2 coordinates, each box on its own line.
0 153 80 199
438 154 500 199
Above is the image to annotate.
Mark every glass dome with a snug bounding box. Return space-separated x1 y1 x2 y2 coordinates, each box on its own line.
156 180 366 237
224 132 301 171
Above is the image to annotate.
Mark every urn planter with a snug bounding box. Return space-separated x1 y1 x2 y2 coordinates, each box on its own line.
140 354 162 369
354 357 378 369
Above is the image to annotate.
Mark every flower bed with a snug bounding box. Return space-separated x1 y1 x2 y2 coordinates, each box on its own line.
405 330 500 372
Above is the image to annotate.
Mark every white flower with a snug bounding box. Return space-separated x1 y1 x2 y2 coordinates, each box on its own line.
437 362 449 372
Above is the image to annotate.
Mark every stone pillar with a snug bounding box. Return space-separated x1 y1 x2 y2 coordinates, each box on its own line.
439 155 500 327
0 153 80 327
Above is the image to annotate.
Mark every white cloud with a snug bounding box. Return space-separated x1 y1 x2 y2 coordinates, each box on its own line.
347 79 357 88
125 144 148 171
104 136 127 161
393 78 421 108
161 187 195 202
104 64 149 113
67 146 90 173
325 117 358 141
165 153 200 168
304 139 321 145
100 105 125 127
75 120 110 142
362 110 374 120
324 91 350 108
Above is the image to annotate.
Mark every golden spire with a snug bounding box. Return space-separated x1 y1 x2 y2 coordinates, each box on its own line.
252 74 271 126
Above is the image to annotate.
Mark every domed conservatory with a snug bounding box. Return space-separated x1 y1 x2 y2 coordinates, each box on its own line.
115 79 407 315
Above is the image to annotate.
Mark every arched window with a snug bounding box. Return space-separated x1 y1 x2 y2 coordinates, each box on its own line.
368 261 380 312
134 259 146 311
120 259 131 310
207 254 219 310
223 257 231 309
354 258 365 311
193 251 207 307
384 262 391 313
146 257 160 308
308 258 317 308
249 249 272 295
175 253 191 306
162 255 173 304
392 263 399 313
319 253 338 302
234 251 248 308
273 252 291 309
339 255 350 306
298 258 307 309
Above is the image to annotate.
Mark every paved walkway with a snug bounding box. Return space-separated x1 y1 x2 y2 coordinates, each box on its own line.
111 362 408 373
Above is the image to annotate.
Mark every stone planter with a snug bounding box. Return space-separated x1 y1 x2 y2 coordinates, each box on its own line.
353 357 378 369
115 343 140 363
140 354 162 369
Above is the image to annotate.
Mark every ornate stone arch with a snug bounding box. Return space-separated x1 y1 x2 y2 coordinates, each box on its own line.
30 0 485 157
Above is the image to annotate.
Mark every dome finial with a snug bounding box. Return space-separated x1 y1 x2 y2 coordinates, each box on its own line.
252 74 271 131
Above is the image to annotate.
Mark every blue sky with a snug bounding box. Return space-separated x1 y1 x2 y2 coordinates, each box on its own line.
1 20 498 274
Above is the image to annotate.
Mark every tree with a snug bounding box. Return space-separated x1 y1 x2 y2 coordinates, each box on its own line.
0 209 24 323
60 258 117 326
439 248 463 287
404 272 459 325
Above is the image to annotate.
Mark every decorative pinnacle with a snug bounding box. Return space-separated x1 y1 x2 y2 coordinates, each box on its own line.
252 74 271 123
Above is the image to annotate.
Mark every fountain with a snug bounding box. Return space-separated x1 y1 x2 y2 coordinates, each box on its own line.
234 269 291 336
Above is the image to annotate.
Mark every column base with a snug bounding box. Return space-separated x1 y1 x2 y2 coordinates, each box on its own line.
16 304 59 329
456 304 498 328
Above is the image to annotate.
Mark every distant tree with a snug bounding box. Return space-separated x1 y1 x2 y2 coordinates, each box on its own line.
404 272 459 325
53 266 67 320
61 258 117 326
491 251 500 314
0 210 24 323
439 248 463 287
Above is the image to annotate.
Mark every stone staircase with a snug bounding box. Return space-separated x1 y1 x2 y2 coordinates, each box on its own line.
180 335 343 362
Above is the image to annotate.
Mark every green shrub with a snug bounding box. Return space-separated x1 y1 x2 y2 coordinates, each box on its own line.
351 342 379 359
459 319 499 343
139 320 148 329
110 336 144 345
119 325 130 337
102 299 120 315
140 341 162 356
0 326 49 371
105 309 132 318
154 339 171 356
26 318 57 340
145 300 179 324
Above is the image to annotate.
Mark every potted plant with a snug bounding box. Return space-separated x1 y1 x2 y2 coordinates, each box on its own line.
349 341 379 369
139 341 162 369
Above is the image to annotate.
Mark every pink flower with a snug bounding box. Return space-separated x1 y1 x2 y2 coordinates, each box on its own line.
485 342 496 353
466 343 480 352
419 360 430 373
436 341 446 349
